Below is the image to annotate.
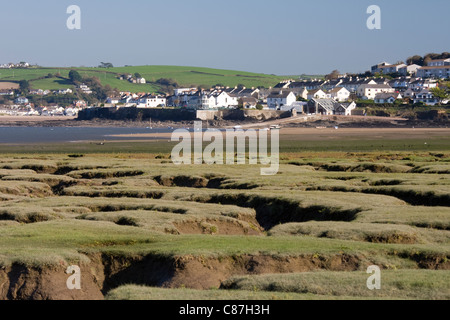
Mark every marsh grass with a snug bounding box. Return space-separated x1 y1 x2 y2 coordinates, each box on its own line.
268 221 450 244
105 285 349 300
0 149 448 299
220 270 450 300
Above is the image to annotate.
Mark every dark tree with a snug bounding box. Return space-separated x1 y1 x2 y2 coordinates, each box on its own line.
69 70 82 84
407 55 424 66
19 80 30 94
325 70 340 81
156 78 178 87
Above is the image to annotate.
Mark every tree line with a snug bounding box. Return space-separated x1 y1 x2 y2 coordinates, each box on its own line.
406 52 450 66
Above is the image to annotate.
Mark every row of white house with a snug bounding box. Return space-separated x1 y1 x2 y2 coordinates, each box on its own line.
370 89 442 106
107 93 167 108
371 58 450 78
0 62 30 69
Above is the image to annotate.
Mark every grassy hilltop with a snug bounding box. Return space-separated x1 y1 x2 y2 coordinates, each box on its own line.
0 65 303 93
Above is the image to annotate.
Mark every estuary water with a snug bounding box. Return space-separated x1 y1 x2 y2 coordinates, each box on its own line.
0 126 174 144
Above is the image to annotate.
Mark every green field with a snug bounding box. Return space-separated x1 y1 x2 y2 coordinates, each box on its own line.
0 132 449 300
0 66 294 93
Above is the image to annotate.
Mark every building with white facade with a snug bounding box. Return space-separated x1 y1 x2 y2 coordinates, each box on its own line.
136 95 166 108
399 64 421 76
374 93 403 104
267 91 296 109
328 87 350 102
413 89 439 106
377 63 407 74
307 89 327 100
416 66 450 79
371 62 390 74
357 84 395 100
200 90 238 109
174 88 198 96
427 58 450 67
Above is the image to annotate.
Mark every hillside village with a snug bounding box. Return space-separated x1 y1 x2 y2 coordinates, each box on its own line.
0 57 449 118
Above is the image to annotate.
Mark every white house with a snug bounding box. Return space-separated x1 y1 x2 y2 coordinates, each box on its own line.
339 78 375 93
371 62 390 74
179 91 202 109
377 63 406 74
334 102 357 116
228 87 260 99
307 89 327 100
427 58 450 67
413 89 439 106
389 78 410 89
239 97 258 109
0 89 14 96
408 79 438 90
267 90 296 109
403 88 416 99
215 91 238 108
174 88 197 96
200 92 217 109
55 88 73 95
374 93 403 104
399 64 421 76
64 107 80 117
200 91 238 109
136 77 146 84
137 95 166 108
295 87 309 100
77 84 92 94
328 87 350 102
357 84 395 100
15 97 29 104
416 66 450 79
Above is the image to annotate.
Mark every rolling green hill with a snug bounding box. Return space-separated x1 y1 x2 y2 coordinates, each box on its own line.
0 66 307 93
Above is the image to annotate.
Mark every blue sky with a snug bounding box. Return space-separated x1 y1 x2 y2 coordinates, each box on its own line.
0 0 449 75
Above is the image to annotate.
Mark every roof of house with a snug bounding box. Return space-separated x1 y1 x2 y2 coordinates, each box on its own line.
359 84 393 89
378 63 405 69
239 97 258 103
289 80 326 88
374 93 400 99
401 64 421 68
329 87 348 94
308 89 325 95
419 66 450 70
268 91 294 99
416 88 432 94
310 98 336 111
340 102 356 109
325 79 343 85
428 58 450 62
238 88 258 94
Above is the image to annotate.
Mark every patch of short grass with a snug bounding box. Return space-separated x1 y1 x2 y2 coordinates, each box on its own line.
104 285 361 300
221 270 450 300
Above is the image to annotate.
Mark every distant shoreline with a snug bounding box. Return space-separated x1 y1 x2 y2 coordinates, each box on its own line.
0 116 190 128
0 115 448 130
